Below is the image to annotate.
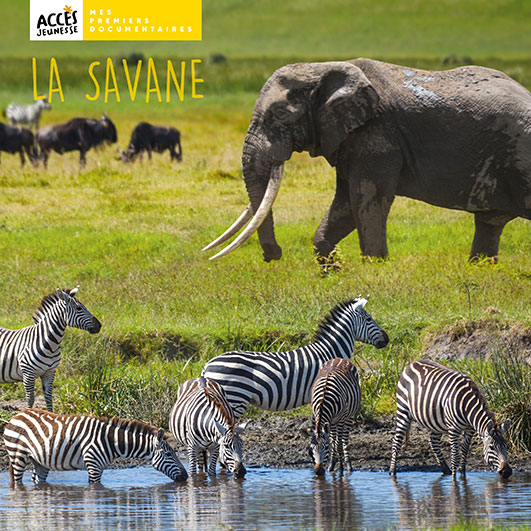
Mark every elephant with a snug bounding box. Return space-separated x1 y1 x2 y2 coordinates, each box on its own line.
203 58 531 264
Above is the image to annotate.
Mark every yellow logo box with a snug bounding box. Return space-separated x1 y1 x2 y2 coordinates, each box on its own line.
83 0 202 41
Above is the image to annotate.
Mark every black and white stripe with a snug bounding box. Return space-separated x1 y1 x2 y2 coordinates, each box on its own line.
0 288 101 411
201 297 388 419
169 377 246 478
3 408 187 485
3 99 51 131
389 360 512 477
305 358 361 475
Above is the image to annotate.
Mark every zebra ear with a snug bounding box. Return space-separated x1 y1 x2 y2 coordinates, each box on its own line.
214 420 227 438
56 289 68 301
156 428 165 442
69 286 79 298
236 421 249 435
352 297 368 311
500 420 511 435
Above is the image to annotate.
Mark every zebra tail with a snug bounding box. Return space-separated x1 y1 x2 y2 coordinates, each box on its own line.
402 424 411 451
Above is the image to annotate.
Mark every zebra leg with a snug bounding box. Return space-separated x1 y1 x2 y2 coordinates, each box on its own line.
342 421 354 473
187 447 199 476
429 432 452 475
448 429 462 476
30 459 50 484
389 412 411 476
328 428 339 472
208 445 220 476
9 452 30 486
21 368 37 408
460 432 473 475
41 370 56 412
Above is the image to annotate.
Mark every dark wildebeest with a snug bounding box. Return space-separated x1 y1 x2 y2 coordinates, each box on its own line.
37 115 117 168
0 123 39 167
119 122 182 162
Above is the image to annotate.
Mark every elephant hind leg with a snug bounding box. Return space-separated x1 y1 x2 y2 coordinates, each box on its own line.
470 212 515 262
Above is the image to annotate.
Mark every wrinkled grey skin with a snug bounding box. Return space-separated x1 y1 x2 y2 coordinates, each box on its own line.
240 58 531 263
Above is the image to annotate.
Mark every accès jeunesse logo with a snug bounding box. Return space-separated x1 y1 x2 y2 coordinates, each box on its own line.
35 5 79 37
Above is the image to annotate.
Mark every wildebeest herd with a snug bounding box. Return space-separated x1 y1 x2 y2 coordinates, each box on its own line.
0 99 182 168
1 291 511 486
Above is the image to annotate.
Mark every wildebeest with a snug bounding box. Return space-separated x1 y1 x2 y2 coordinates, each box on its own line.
37 115 117 168
3 99 51 132
119 122 182 162
0 123 38 167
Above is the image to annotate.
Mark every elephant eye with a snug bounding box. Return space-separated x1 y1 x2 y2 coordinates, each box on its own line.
274 108 289 120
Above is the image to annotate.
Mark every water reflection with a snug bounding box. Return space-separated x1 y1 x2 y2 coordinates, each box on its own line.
313 474 362 530
0 468 530 529
391 474 528 529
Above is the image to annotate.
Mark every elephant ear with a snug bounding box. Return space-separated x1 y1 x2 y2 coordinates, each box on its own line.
312 63 379 165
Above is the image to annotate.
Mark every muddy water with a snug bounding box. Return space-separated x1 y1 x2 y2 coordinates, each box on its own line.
0 467 530 529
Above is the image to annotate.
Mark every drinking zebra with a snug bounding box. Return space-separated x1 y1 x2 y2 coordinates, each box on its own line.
3 409 188 485
169 377 247 478
0 288 101 412
3 99 51 131
303 358 361 475
389 360 512 477
201 297 388 419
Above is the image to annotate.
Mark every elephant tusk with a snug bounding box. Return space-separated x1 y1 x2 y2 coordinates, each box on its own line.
209 164 283 260
202 205 254 251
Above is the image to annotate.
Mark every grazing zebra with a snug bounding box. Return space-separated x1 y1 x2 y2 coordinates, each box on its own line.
389 360 512 478
3 99 51 131
3 409 188 485
0 288 101 412
201 297 388 419
169 377 247 478
303 358 361 475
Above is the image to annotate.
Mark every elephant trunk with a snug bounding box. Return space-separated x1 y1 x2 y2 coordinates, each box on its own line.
204 130 287 261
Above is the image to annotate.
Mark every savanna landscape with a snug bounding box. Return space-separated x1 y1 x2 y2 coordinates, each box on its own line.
0 0 529 519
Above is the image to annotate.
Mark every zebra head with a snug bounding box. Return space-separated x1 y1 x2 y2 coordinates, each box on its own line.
151 428 188 481
38 98 51 111
215 420 247 479
482 420 512 478
56 288 101 334
303 424 330 476
344 297 389 349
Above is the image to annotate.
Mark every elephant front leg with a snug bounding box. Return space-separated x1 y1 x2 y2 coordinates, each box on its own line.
470 212 515 262
313 175 356 266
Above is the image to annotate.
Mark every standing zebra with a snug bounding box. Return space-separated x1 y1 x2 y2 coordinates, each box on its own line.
389 360 511 477
169 377 246 478
3 99 51 131
303 358 361 475
4 409 188 485
201 297 388 419
0 288 101 412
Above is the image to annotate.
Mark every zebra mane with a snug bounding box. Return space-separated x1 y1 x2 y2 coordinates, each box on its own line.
464 375 498 427
32 291 64 324
201 380 236 433
313 299 361 342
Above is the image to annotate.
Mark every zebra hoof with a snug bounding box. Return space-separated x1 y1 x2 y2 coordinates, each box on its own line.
441 465 452 475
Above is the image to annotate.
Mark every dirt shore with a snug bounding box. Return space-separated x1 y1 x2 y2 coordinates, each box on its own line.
1 403 529 474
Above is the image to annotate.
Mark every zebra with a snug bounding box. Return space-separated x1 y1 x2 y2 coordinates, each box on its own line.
0 287 101 412
201 297 388 419
3 99 51 132
169 376 247 478
302 358 361 475
389 360 512 478
3 408 188 485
